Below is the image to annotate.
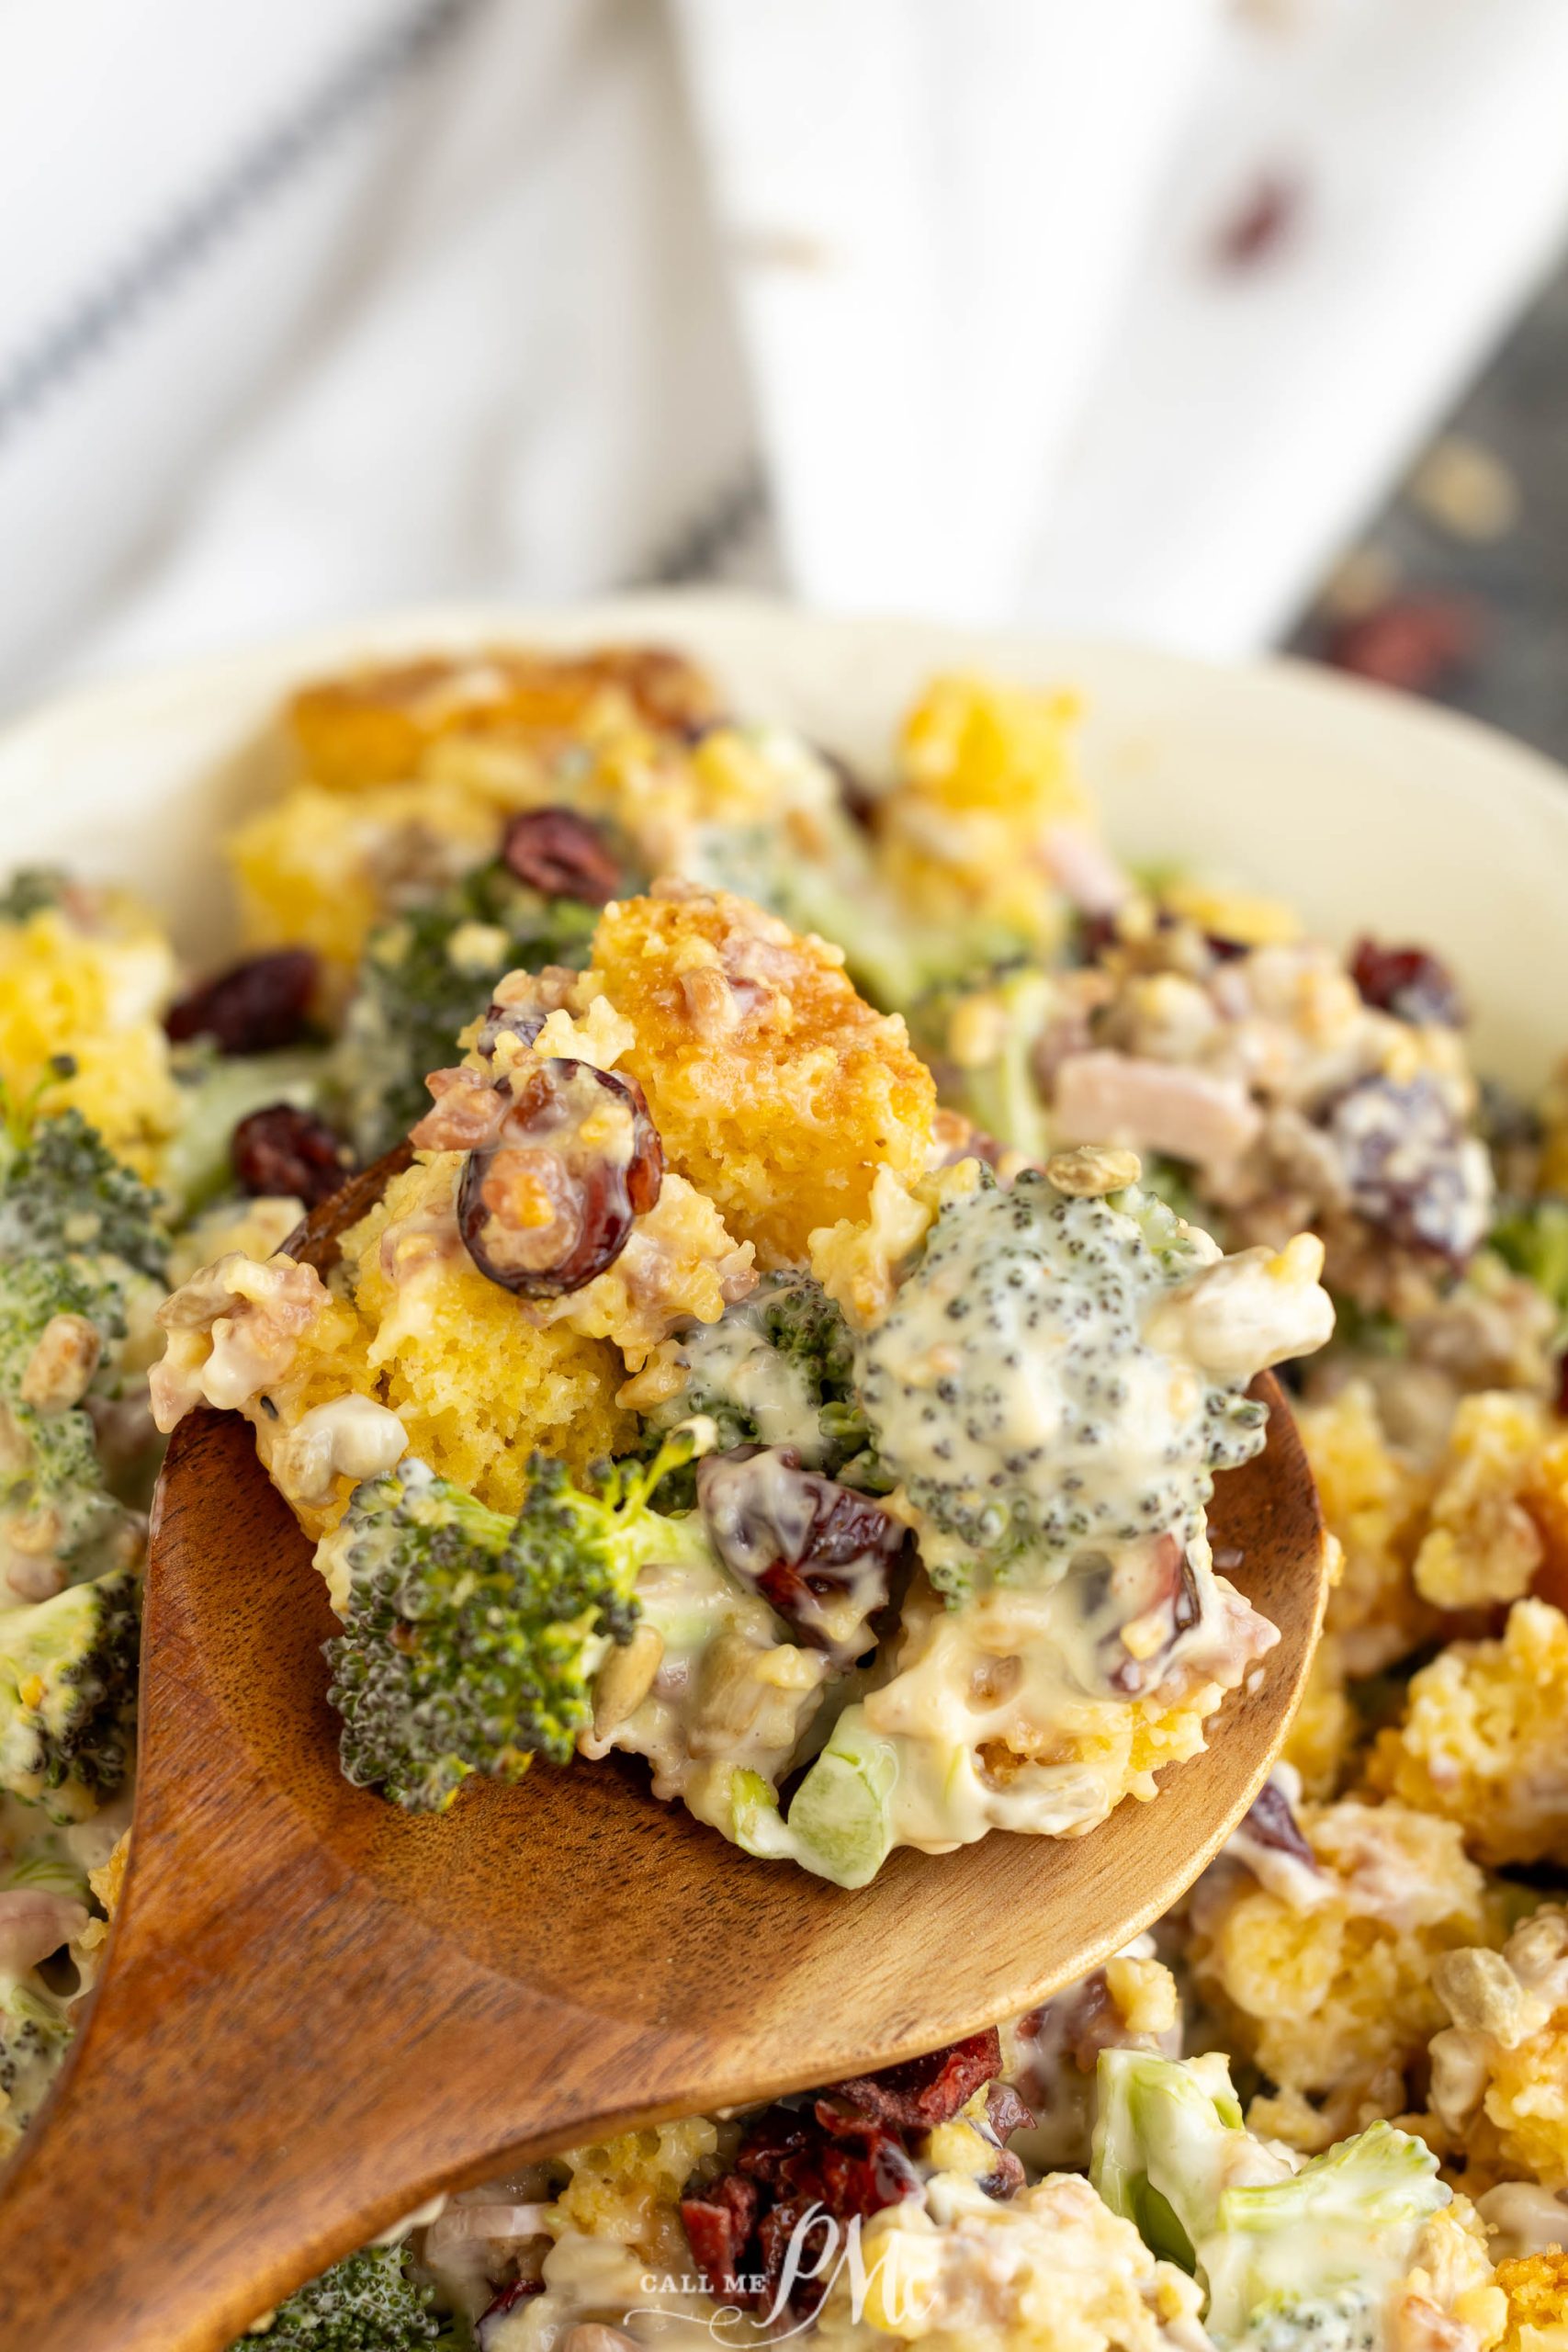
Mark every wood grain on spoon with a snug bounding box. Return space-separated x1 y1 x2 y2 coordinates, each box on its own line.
0 1154 1328 2352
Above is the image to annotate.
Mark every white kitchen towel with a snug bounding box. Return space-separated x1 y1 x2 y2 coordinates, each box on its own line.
2 0 1567 707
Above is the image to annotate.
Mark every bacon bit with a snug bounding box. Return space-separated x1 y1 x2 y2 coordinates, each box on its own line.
1211 170 1303 269
1324 596 1482 695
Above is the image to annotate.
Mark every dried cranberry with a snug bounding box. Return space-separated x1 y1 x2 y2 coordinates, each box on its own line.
1327 1071 1487 1261
476 2278 544 2346
831 2030 1002 2132
1212 170 1302 269
681 2173 761 2302
1238 1775 1317 1869
501 808 621 904
1348 937 1465 1028
457 1058 661 1296
165 949 319 1055
1324 596 1479 695
231 1103 350 1206
695 1448 908 1662
693 2096 923 2314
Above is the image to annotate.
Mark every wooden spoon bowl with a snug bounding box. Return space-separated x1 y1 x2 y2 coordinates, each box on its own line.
0 1157 1327 2352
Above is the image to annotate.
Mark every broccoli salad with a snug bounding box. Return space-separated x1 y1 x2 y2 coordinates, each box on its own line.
1 644 1565 2348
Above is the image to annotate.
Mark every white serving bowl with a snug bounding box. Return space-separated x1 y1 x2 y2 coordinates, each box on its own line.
3 592 1567 1088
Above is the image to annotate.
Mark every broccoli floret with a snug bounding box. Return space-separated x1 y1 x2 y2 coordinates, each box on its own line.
0 1099 165 1593
640 1272 882 1488
0 1973 73 2144
240 2245 450 2348
910 961 1055 1163
0 1100 166 1281
0 1572 139 1817
0 868 69 923
334 862 603 1159
1491 1195 1568 1331
321 1441 711 1813
856 1170 1270 1596
1092 2052 1450 2346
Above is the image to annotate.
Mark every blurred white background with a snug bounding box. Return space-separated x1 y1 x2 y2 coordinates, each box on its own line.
0 0 1565 704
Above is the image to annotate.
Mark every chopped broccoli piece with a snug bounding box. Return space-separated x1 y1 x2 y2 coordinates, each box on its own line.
0 1100 165 1594
857 1170 1264 1596
334 861 602 1159
640 1271 883 1487
1491 1195 1568 1330
0 1972 73 2143
0 1101 166 1281
1092 2048 1247 2270
0 868 69 923
239 2245 449 2348
321 1441 712 1813
0 1572 139 1817
910 962 1055 1163
1092 2053 1450 2346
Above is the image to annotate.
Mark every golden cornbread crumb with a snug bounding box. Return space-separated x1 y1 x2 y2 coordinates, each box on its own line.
1296 1379 1438 1672
1496 2252 1568 2350
0 899 181 1180
227 778 498 971
344 1155 631 1510
552 2115 717 2266
589 884 935 1268
1367 1600 1568 1869
1190 1798 1503 2149
1415 1392 1554 1611
88 1831 130 1919
1280 1629 1359 1800
288 645 718 791
877 674 1088 956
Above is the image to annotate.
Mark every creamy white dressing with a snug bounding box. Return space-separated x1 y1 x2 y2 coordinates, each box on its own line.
674 1309 826 1456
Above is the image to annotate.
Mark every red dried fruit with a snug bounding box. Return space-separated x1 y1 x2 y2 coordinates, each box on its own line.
831 2030 1003 2132
1238 1775 1317 1869
231 1103 350 1206
1104 1533 1201 1694
1212 171 1302 269
501 808 621 905
457 1058 662 1296
985 2080 1034 2144
1328 1071 1486 1261
476 2278 544 2346
1324 596 1480 695
691 2095 924 2313
1348 937 1465 1028
165 949 319 1055
696 1448 908 1660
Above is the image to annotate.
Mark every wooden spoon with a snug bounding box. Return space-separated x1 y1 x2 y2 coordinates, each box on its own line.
0 1154 1327 2352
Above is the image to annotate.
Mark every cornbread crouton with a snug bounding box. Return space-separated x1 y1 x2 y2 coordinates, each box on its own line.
587 883 935 1268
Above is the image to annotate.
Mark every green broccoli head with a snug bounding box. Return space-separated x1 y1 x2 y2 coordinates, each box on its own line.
334 860 604 1159
0 1973 73 2143
0 1103 165 1595
0 1101 166 1282
908 959 1055 1164
321 1441 709 1813
240 2245 448 2349
641 1272 884 1489
1490 1195 1568 1330
0 869 70 923
0 1571 140 1817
